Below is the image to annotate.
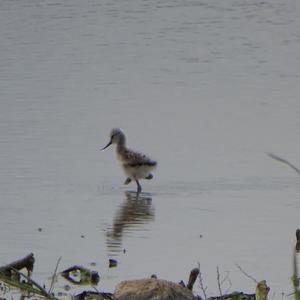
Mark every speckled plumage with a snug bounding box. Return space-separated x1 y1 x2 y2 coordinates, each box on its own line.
102 128 157 193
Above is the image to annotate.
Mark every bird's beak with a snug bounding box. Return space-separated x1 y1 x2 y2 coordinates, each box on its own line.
101 140 112 150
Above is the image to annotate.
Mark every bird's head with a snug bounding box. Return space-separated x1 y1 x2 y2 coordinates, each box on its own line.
101 128 125 150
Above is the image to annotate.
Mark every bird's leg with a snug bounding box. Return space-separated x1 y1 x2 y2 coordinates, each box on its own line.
145 173 153 180
135 179 142 194
124 177 132 185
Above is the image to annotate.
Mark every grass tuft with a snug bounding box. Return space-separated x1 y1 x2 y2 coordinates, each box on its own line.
293 249 300 300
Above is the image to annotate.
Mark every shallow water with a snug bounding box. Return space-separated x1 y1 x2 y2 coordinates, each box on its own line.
1 0 300 298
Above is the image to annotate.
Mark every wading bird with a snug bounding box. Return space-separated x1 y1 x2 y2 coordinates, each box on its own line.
102 128 157 193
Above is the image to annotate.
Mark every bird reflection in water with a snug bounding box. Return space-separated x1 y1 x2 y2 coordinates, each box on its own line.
106 191 154 256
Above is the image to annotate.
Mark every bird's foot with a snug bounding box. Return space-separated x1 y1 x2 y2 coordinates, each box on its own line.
124 177 132 185
145 173 153 180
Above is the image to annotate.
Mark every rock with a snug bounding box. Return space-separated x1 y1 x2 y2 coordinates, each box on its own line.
114 278 196 300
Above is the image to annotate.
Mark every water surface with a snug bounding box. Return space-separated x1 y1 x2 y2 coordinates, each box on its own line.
1 0 300 297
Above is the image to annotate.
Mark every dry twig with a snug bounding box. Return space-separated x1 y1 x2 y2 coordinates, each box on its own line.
221 271 232 294
48 257 61 294
216 266 223 297
235 264 258 284
11 267 55 299
268 153 300 175
198 263 208 300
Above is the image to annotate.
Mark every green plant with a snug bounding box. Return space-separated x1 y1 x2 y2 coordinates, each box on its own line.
293 250 300 300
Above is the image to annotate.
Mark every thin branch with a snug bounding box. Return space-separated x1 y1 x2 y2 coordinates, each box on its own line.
11 267 55 300
48 257 61 294
198 263 208 300
216 266 223 297
235 264 258 284
223 273 232 295
268 153 300 175
221 270 232 289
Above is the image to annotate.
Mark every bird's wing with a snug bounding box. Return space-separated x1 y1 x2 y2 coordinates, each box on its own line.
123 149 156 167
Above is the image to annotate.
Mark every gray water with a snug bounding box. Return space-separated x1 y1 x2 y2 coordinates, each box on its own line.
1 0 300 298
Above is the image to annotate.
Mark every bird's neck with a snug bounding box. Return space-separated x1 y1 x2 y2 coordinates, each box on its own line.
116 136 126 155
